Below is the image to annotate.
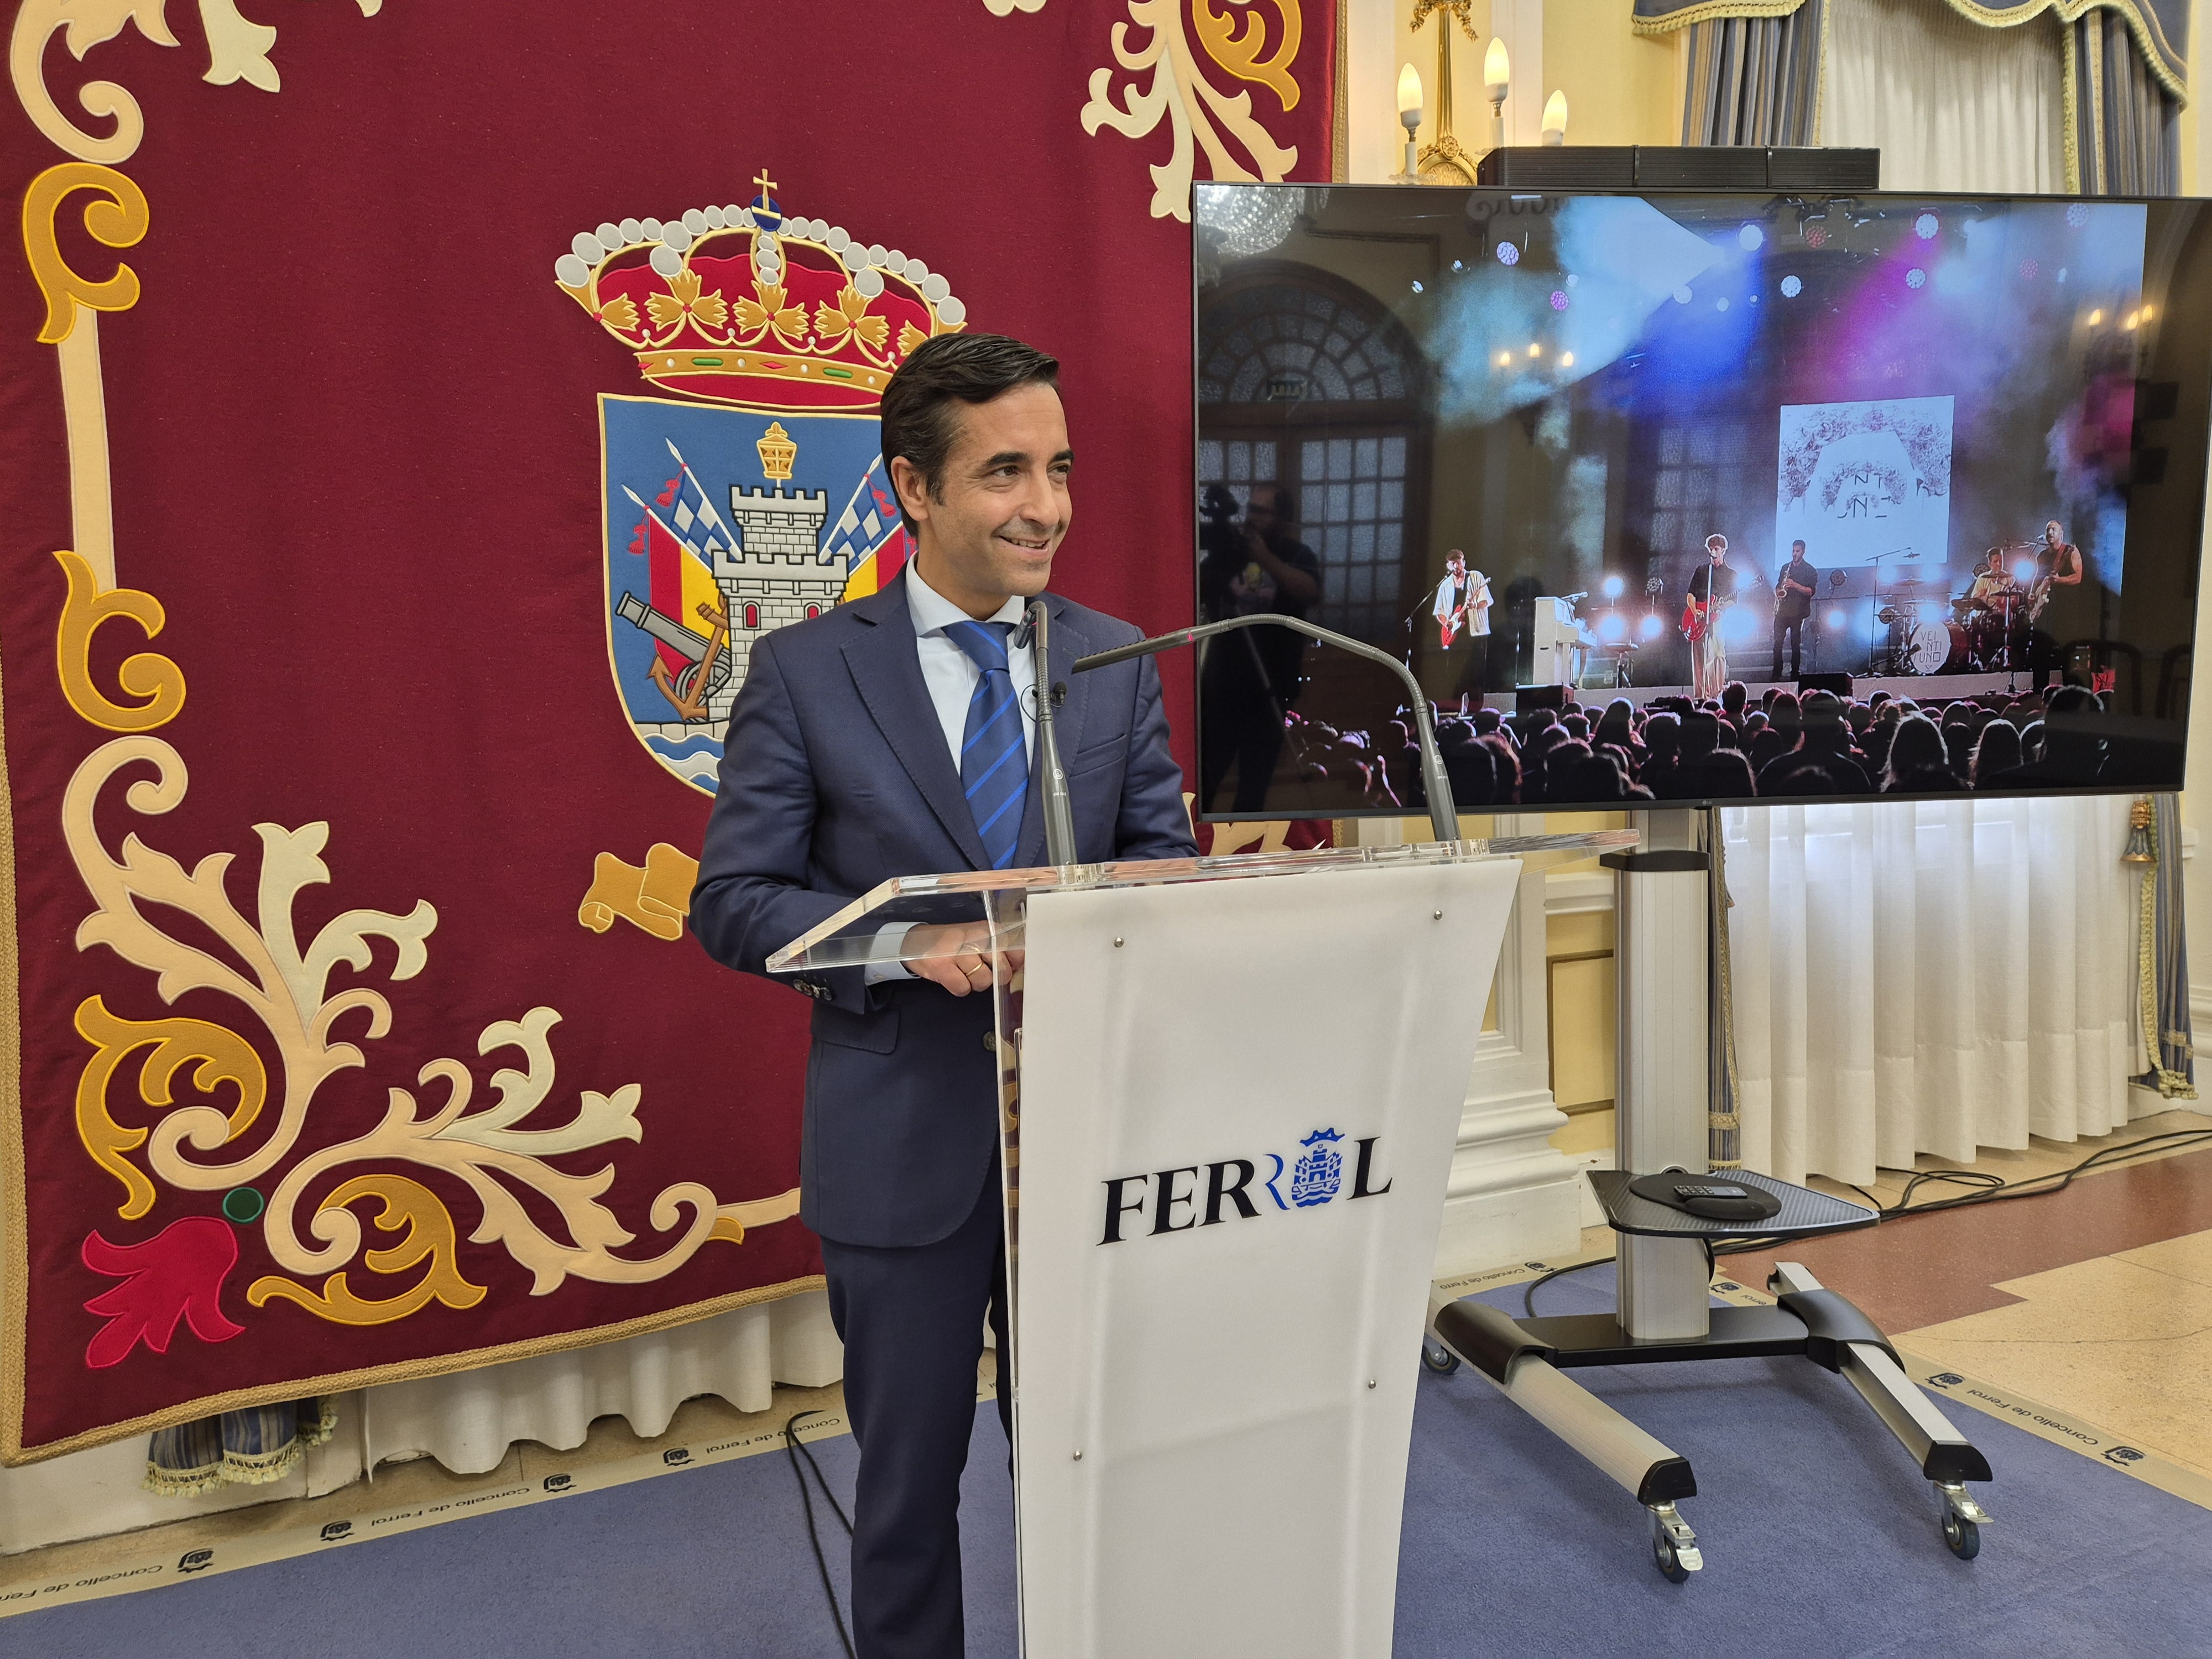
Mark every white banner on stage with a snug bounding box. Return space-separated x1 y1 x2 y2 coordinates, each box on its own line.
1006 858 1522 1657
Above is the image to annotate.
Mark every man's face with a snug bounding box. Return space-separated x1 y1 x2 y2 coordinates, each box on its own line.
1447 554 1465 576
1244 487 1282 539
1709 545 1726 562
1792 543 1806 561
2045 520 2063 547
893 383 1072 613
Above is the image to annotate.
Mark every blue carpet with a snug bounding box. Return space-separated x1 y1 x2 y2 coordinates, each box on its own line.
4 1270 2208 1657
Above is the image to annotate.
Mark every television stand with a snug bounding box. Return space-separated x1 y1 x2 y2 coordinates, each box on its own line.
1426 811 1994 1580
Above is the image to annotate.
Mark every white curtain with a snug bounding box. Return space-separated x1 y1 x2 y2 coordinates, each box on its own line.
0 1293 841 1553
363 1290 841 1475
1820 0 2067 194
1722 799 2137 1185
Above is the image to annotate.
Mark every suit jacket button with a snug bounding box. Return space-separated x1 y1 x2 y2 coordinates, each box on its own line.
983 1030 998 1054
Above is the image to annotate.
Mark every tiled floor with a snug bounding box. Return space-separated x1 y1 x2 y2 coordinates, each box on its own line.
1902 1229 2212 1480
1721 1106 2212 1478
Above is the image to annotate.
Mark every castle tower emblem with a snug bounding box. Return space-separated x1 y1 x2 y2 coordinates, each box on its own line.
570 170 966 793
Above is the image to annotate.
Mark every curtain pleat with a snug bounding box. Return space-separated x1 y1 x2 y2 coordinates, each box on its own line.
2072 11 2180 194
2143 794 2197 1093
1723 798 2137 1186
1683 1 1825 147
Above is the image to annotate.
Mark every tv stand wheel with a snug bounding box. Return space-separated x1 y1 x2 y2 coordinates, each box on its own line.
1941 1510 1981 1560
1420 1337 1460 1375
1934 1480 1990 1560
1646 1501 1702 1583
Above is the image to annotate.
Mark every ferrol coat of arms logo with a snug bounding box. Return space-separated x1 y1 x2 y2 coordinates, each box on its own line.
1289 1128 1345 1207
556 171 967 792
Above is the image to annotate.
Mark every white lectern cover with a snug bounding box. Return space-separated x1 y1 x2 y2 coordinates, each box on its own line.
774 834 1631 1656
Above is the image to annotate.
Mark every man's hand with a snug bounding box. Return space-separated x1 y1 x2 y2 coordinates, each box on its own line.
901 922 1024 996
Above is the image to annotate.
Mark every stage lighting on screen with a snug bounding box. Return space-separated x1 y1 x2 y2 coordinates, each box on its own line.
1916 213 1939 239
1824 607 1847 630
1603 574 1625 598
1497 242 1520 266
1739 224 1764 251
1598 611 1626 642
1781 275 1802 297
1639 612 1663 640
1906 268 1926 289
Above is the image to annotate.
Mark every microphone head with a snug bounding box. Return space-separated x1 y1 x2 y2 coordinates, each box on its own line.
1013 599 1046 650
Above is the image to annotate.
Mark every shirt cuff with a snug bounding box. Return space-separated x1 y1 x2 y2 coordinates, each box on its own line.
863 921 915 985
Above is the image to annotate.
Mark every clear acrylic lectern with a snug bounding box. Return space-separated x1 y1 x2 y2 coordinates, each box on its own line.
771 831 1632 1658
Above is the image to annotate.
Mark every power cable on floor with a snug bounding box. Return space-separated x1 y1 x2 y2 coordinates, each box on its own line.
784 1411 855 1658
1521 1122 2212 1315
1715 1124 2212 1258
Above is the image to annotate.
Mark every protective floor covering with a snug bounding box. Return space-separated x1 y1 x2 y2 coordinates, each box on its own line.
3 1271 2206 1657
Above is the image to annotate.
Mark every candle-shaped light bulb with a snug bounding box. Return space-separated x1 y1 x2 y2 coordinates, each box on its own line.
1484 37 1511 101
1541 90 1568 144
1397 62 1424 128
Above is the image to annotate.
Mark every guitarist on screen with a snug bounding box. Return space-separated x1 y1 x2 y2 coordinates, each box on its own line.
2026 517 2086 688
1430 548 1493 712
1681 533 1737 700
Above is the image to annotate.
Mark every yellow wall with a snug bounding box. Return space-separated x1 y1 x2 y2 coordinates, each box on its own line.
1542 2 1682 147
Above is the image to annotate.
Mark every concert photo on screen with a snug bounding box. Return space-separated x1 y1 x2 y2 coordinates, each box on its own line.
1192 185 2210 819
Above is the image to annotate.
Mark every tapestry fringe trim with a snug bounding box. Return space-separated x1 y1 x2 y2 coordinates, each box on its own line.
2133 796 2197 1099
141 1398 336 1498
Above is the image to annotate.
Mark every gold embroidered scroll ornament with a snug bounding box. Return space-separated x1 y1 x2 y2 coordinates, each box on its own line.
579 844 701 942
1076 0 1305 222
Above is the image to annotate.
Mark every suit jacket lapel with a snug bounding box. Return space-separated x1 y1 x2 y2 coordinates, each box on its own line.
842 572 989 870
1014 594 1097 869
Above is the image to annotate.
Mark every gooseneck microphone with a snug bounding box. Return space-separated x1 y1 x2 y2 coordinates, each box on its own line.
1070 614 1463 846
1015 600 1080 867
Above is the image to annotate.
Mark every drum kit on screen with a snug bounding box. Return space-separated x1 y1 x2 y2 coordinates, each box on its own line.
1875 545 2040 677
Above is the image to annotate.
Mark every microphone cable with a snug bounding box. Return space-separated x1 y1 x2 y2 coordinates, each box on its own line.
784 1410 855 1658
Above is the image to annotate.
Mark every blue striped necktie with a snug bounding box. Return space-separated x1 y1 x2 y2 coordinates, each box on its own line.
948 619 1029 869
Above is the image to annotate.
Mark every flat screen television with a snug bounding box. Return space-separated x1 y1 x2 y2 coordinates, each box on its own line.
1191 182 2209 819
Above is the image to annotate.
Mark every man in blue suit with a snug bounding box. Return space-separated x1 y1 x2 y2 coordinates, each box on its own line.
690 333 1197 1657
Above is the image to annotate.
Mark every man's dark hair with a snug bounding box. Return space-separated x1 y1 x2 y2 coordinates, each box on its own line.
879 333 1061 534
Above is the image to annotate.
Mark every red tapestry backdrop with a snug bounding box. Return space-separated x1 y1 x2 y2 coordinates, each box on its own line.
0 1 1334 1459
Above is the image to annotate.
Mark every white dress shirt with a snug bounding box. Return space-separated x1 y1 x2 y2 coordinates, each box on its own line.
904 560 1039 763
865 562 1039 983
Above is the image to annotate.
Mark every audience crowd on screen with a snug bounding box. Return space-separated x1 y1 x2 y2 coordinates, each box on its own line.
1253 682 2110 812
